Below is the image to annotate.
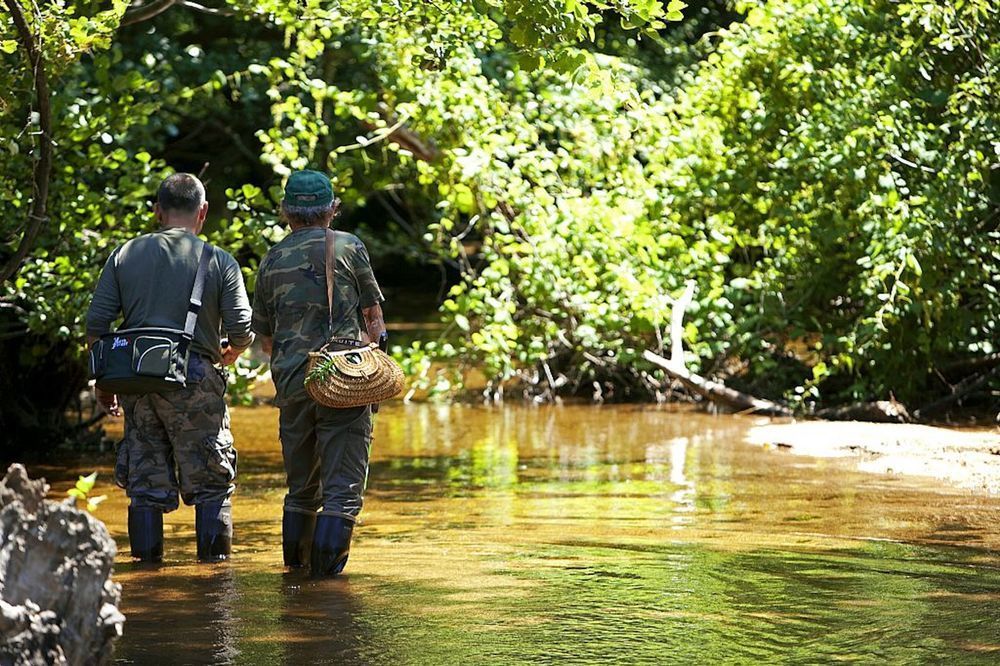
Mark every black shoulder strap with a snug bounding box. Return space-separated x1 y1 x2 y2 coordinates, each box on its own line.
183 243 213 341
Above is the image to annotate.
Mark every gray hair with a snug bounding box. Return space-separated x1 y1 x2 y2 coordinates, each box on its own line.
280 200 340 227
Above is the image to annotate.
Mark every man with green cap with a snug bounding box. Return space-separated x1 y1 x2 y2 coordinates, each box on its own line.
252 169 386 576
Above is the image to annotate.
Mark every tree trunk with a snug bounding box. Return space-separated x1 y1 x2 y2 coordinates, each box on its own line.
0 0 53 286
0 464 124 665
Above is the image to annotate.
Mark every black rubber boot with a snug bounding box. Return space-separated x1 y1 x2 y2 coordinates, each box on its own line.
310 514 354 576
195 503 232 562
127 506 164 563
282 511 317 568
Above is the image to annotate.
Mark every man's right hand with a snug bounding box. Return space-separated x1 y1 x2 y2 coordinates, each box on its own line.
96 387 121 417
221 343 248 365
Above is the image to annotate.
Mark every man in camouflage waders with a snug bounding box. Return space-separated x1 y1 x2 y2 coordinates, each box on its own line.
86 173 254 563
252 170 386 576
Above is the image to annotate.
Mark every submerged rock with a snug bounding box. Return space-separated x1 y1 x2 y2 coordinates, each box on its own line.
0 464 123 665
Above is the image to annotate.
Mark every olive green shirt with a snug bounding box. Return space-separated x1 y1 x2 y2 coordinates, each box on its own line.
85 227 254 363
251 227 384 406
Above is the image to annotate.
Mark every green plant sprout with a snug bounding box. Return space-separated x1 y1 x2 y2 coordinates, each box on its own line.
66 472 107 512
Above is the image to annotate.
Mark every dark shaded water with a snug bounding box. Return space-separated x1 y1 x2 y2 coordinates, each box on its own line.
40 405 1000 663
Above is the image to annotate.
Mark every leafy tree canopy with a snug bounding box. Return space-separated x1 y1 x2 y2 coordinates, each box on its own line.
1 0 998 446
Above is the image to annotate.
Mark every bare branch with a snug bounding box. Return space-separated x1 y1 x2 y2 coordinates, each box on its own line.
178 0 233 17
914 366 1000 420
886 152 937 174
670 280 696 367
337 113 414 154
120 0 177 26
355 104 439 162
121 0 233 26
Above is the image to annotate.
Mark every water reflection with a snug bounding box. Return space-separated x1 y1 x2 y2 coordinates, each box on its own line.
33 404 1000 662
112 563 240 665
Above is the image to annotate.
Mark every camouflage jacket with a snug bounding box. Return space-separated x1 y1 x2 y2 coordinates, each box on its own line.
252 227 384 405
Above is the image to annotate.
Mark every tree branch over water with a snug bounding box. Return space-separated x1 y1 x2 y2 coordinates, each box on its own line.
120 0 176 25
121 0 233 26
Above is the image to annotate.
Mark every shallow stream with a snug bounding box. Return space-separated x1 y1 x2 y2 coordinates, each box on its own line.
39 405 1000 664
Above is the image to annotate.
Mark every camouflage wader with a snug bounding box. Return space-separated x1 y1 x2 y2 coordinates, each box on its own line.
116 359 237 512
280 400 371 520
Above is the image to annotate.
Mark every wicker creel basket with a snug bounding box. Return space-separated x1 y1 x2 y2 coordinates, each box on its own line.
304 343 405 409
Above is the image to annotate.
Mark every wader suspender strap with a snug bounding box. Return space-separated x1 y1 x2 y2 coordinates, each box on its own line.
179 244 212 356
325 228 337 333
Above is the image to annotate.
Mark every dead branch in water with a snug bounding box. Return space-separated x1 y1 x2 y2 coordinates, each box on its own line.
643 349 793 416
642 281 792 416
643 282 913 420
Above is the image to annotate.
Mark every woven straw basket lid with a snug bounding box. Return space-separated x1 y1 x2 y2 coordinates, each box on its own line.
305 346 404 409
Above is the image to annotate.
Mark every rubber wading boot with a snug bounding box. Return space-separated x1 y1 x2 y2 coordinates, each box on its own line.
127 506 164 563
195 503 233 562
282 511 317 568
310 514 354 576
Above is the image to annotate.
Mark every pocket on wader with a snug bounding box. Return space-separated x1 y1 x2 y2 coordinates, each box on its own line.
187 354 208 383
113 440 129 489
203 431 237 482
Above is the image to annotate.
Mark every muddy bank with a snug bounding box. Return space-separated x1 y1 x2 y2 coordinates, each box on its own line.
746 421 1000 494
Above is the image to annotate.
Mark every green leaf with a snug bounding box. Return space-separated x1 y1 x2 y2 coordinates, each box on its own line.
76 472 97 495
812 362 829 381
453 185 476 213
516 53 544 70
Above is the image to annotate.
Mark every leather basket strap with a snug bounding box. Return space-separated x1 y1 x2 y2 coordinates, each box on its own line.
324 228 337 333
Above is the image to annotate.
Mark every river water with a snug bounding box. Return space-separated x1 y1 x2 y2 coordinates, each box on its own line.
41 404 1000 663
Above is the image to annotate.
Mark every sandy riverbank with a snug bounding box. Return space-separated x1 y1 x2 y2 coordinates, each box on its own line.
745 421 1000 495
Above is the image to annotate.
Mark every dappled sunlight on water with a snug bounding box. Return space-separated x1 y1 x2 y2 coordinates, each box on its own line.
38 405 1000 663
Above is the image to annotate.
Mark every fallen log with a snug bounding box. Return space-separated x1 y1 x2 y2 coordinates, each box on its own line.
0 464 124 665
816 399 910 423
642 284 914 421
938 353 1000 379
914 365 1000 420
643 350 793 416
644 350 916 421
643 281 791 416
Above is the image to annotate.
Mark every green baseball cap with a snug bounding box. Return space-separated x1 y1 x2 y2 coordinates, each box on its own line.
283 170 334 208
